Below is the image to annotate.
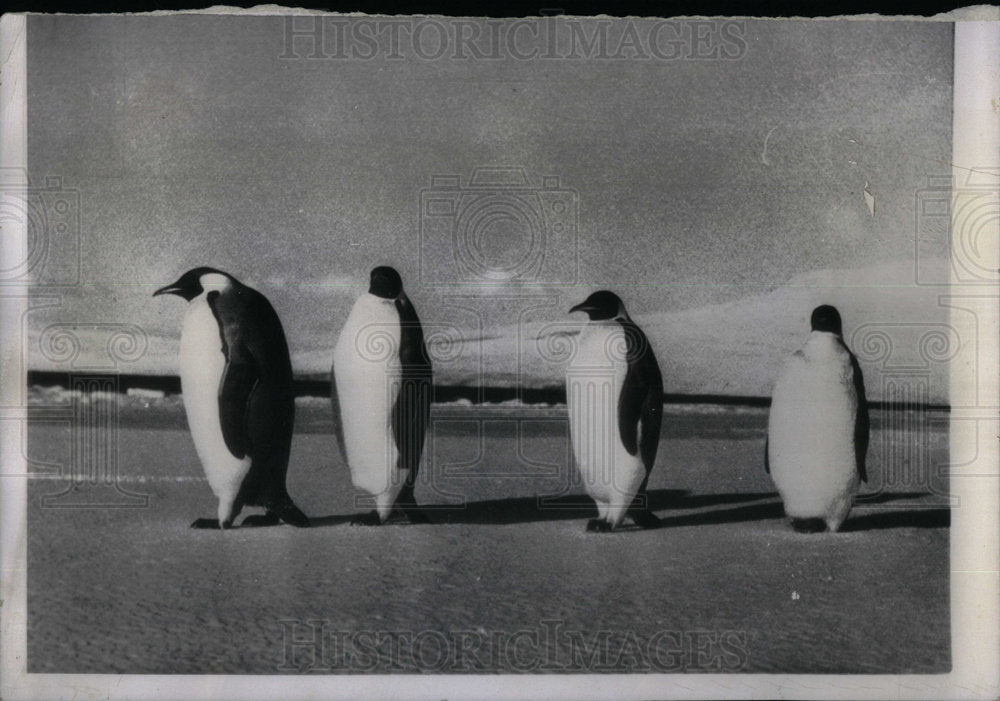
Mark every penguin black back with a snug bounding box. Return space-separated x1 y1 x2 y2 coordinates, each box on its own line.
206 284 307 523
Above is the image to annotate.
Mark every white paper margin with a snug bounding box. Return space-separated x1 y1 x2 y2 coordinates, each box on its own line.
1 8 997 700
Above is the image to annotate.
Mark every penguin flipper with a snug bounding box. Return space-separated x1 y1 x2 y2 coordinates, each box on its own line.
849 352 870 483
391 372 432 478
637 382 663 473
329 370 350 466
392 294 433 481
207 289 261 460
216 359 257 460
617 321 663 472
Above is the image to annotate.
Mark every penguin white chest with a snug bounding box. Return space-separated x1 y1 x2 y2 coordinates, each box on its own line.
768 334 859 522
179 296 251 499
333 295 403 497
566 323 644 508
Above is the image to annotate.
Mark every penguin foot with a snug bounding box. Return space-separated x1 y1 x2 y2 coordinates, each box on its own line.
790 518 828 533
401 506 431 525
241 513 281 528
190 518 224 529
586 518 612 533
350 510 383 526
267 502 311 528
630 510 662 530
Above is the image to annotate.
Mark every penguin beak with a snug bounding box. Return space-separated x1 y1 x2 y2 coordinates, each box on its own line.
569 302 593 315
153 284 182 298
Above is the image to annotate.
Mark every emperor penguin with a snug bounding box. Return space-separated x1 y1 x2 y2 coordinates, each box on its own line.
567 290 664 532
332 266 432 526
154 268 310 529
766 304 869 533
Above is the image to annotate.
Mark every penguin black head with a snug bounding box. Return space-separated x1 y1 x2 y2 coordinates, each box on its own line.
369 266 403 299
810 304 843 336
153 267 233 301
569 290 625 321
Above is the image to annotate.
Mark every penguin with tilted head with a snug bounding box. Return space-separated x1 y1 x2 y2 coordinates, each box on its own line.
332 266 432 525
154 268 310 529
567 290 664 532
766 304 869 533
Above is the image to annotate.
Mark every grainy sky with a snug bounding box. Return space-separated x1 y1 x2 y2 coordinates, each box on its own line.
27 15 953 376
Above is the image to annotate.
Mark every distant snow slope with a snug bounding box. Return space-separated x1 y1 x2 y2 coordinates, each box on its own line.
462 259 952 402
28 259 953 403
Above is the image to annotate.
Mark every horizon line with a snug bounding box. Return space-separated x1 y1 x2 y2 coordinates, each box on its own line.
26 371 951 412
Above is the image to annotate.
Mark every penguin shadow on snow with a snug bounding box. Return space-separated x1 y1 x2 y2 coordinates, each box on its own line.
842 491 951 532
226 491 948 531
840 507 950 531
234 513 357 528
641 494 948 533
275 490 763 529
409 489 782 528
854 490 945 505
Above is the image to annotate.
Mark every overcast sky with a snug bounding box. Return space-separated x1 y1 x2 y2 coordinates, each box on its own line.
26 15 952 379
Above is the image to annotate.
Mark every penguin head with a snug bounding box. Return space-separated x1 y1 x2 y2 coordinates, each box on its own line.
569 290 625 321
810 304 843 336
368 266 403 299
153 267 234 301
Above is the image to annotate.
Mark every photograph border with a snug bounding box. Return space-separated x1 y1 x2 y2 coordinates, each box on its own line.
1 7 997 699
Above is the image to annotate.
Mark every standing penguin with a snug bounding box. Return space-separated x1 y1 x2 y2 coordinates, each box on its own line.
766 304 869 533
332 266 432 525
567 290 663 532
154 267 310 529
